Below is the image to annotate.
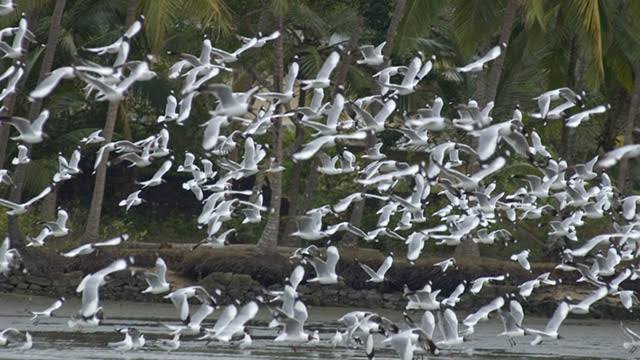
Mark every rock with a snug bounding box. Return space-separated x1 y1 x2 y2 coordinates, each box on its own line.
26 275 51 287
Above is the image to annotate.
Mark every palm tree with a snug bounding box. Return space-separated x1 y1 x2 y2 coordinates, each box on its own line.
83 0 138 243
83 0 232 242
7 0 67 246
256 1 286 253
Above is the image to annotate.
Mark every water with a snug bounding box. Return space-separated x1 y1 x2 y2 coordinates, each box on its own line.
0 294 631 359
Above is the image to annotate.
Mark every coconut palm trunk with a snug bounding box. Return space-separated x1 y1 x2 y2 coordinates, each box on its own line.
82 0 138 242
455 0 518 258
7 0 67 246
256 14 285 253
617 63 640 191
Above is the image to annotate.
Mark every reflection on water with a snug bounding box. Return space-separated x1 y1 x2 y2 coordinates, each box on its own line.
0 294 631 359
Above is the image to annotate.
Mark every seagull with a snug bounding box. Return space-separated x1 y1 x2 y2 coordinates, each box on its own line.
0 237 19 276
135 257 170 294
533 87 583 119
0 0 14 16
567 286 608 314
157 93 178 123
206 84 258 117
164 286 217 324
303 245 342 284
469 275 507 295
358 253 393 283
0 185 51 215
0 16 32 59
109 328 134 352
76 258 132 320
210 301 259 342
292 131 368 161
30 297 65 322
156 333 181 352
0 329 32 350
498 298 525 346
256 57 299 105
210 37 258 63
119 190 143 212
621 322 640 352
192 229 235 249
238 30 280 48
136 159 172 188
300 51 340 90
166 296 215 335
436 308 464 347
462 296 505 334
433 257 457 273
357 41 386 66
270 300 315 343
565 104 610 128
456 44 504 72
527 301 569 345
405 283 441 311
61 234 129 257
510 249 531 271
26 227 53 247
54 149 82 182
11 144 29 165
598 144 640 169
0 169 12 186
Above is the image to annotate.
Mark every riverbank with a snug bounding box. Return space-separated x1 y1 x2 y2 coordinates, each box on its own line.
0 244 634 318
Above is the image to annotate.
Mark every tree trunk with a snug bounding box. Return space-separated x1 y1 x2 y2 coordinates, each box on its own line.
256 14 285 253
82 0 138 242
383 0 408 61
560 39 579 163
83 101 119 242
281 87 306 247
480 0 518 105
455 1 518 258
7 0 66 246
617 62 640 191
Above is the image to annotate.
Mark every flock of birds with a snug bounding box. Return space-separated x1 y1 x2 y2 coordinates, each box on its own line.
1 3 640 358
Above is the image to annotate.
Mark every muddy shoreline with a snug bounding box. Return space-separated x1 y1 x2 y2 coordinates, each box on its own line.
1 244 634 319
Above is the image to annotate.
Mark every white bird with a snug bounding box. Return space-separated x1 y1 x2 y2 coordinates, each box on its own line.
0 185 51 215
193 228 235 249
212 301 259 342
157 93 178 123
498 299 525 346
206 84 257 117
77 258 132 320
469 275 507 295
136 159 172 188
61 234 129 257
109 329 133 352
0 237 19 276
210 37 258 63
257 58 299 105
527 301 569 345
456 44 504 72
81 129 105 145
357 41 386 66
135 257 170 294
463 296 505 333
238 30 280 48
30 297 65 322
156 333 181 352
597 144 640 169
510 249 531 271
293 131 368 161
164 286 217 324
300 51 340 90
568 286 608 314
358 253 393 283
0 329 32 350
304 246 341 284
621 322 640 352
119 190 143 212
11 144 29 165
565 104 609 128
436 308 464 347
0 0 14 15
26 227 53 247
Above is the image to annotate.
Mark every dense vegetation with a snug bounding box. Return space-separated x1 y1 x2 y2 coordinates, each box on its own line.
1 0 639 261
